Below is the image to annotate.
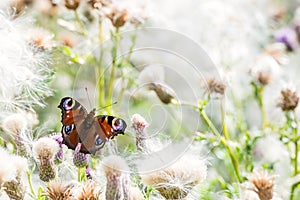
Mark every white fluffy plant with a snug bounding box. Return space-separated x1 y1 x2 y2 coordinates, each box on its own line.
0 11 53 114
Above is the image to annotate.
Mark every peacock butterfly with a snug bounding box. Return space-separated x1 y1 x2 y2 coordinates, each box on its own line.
58 97 126 155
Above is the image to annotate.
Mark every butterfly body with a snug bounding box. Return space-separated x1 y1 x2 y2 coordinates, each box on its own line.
58 97 126 155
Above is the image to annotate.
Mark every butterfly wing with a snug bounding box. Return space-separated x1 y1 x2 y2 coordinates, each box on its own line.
58 97 88 150
97 115 127 139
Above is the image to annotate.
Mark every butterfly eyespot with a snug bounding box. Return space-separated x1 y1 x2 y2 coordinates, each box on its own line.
63 98 75 110
64 125 74 135
95 135 104 146
112 118 123 131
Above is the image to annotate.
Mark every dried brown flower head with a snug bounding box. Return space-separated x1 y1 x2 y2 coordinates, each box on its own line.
277 87 299 111
65 0 80 10
149 83 176 104
77 180 101 200
106 8 129 28
205 78 226 96
250 55 280 86
10 0 33 14
43 180 75 200
88 0 112 9
248 170 275 200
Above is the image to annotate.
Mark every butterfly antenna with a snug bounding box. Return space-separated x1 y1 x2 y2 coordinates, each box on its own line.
85 87 93 109
96 101 117 111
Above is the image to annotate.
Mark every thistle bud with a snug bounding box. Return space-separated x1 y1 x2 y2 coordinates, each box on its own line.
52 134 64 164
73 143 89 168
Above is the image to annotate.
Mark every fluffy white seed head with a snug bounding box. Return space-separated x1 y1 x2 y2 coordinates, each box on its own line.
0 148 17 184
141 155 207 195
2 113 27 135
102 155 130 176
12 155 28 177
33 137 59 161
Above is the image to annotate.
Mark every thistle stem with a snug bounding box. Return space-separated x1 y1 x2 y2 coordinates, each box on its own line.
290 111 299 200
220 101 230 140
106 28 120 114
97 19 105 110
26 171 36 197
198 106 242 183
252 82 268 129
74 10 87 36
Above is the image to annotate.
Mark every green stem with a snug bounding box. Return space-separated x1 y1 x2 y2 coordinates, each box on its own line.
289 111 299 199
26 171 36 197
77 167 86 182
220 137 242 183
294 111 299 176
290 182 300 200
199 106 242 183
220 100 230 140
252 82 268 129
106 28 120 114
74 10 87 36
125 29 137 65
97 19 105 110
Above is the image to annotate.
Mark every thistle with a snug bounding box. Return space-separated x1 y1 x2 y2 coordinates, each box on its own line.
103 155 132 200
43 180 75 200
250 55 280 86
0 148 27 200
204 77 226 98
106 7 129 28
275 27 298 51
248 170 276 200
33 137 59 182
73 143 89 168
0 12 53 112
277 86 299 111
77 180 101 200
141 155 207 199
2 113 31 158
131 113 149 152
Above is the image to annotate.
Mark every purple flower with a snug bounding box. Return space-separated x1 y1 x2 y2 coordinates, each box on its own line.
51 134 63 147
51 134 64 164
73 143 89 168
275 27 298 51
